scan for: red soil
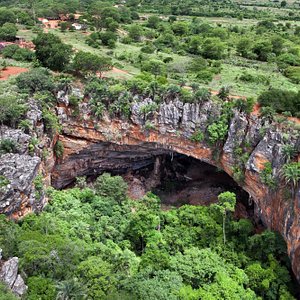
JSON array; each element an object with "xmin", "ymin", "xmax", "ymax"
[
  {"xmin": 102, "ymin": 67, "xmax": 129, "ymax": 79},
  {"xmin": 0, "ymin": 66, "xmax": 28, "ymax": 81}
]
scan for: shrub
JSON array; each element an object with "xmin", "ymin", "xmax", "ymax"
[
  {"xmin": 284, "ymin": 66, "xmax": 300, "ymax": 84},
  {"xmin": 260, "ymin": 162, "xmax": 276, "ymax": 188},
  {"xmin": 258, "ymin": 88, "xmax": 299, "ymax": 117},
  {"xmin": 54, "ymin": 140, "xmax": 64, "ymax": 158},
  {"xmin": 190, "ymin": 130, "xmax": 204, "ymax": 142},
  {"xmin": 16, "ymin": 68, "xmax": 55, "ymax": 94},
  {"xmin": 42, "ymin": 110, "xmax": 61, "ymax": 137},
  {"xmin": 207, "ymin": 120, "xmax": 228, "ymax": 145},
  {"xmin": 33, "ymin": 174, "xmax": 44, "ymax": 200},
  {"xmin": 0, "ymin": 139, "xmax": 18, "ymax": 154},
  {"xmin": 195, "ymin": 69, "xmax": 214, "ymax": 83},
  {"xmin": 2, "ymin": 45, "xmax": 34, "ymax": 61},
  {"xmin": 1, "ymin": 44, "xmax": 18, "ymax": 57}
]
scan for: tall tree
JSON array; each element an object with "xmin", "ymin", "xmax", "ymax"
[
  {"xmin": 216, "ymin": 192, "xmax": 236, "ymax": 244},
  {"xmin": 33, "ymin": 33, "xmax": 72, "ymax": 71}
]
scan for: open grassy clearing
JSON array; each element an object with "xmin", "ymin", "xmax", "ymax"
[{"xmin": 208, "ymin": 63, "xmax": 299, "ymax": 97}]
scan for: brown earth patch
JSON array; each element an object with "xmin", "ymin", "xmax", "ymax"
[{"xmin": 0, "ymin": 66, "xmax": 28, "ymax": 81}]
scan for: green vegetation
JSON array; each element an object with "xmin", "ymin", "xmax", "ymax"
[
  {"xmin": 0, "ymin": 174, "xmax": 297, "ymax": 299},
  {"xmin": 0, "ymin": 1, "xmax": 299, "ymax": 299},
  {"xmin": 260, "ymin": 162, "xmax": 276, "ymax": 188}
]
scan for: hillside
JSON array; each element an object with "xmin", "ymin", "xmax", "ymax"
[{"xmin": 0, "ymin": 1, "xmax": 299, "ymax": 299}]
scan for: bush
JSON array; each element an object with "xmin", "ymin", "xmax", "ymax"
[
  {"xmin": 42, "ymin": 110, "xmax": 61, "ymax": 137},
  {"xmin": 238, "ymin": 72, "xmax": 270, "ymax": 85},
  {"xmin": 258, "ymin": 88, "xmax": 299, "ymax": 117},
  {"xmin": 141, "ymin": 44, "xmax": 155, "ymax": 54},
  {"xmin": 54, "ymin": 140, "xmax": 64, "ymax": 158},
  {"xmin": 0, "ymin": 139, "xmax": 18, "ymax": 154},
  {"xmin": 16, "ymin": 68, "xmax": 55, "ymax": 94},
  {"xmin": 190, "ymin": 130, "xmax": 204, "ymax": 142},
  {"xmin": 12, "ymin": 47, "xmax": 34, "ymax": 61},
  {"xmin": 260, "ymin": 162, "xmax": 276, "ymax": 188},
  {"xmin": 0, "ymin": 23, "xmax": 17, "ymax": 41},
  {"xmin": 284, "ymin": 66, "xmax": 300, "ymax": 84},
  {"xmin": 2, "ymin": 45, "xmax": 34, "ymax": 61}
]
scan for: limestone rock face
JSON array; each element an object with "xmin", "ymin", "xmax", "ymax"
[
  {"xmin": 57, "ymin": 89, "xmax": 69, "ymax": 106},
  {"xmin": 0, "ymin": 153, "xmax": 41, "ymax": 216},
  {"xmin": 0, "ymin": 126, "xmax": 31, "ymax": 154},
  {"xmin": 0, "ymin": 251, "xmax": 27, "ymax": 297},
  {"xmin": 52, "ymin": 98, "xmax": 300, "ymax": 282},
  {"xmin": 1, "ymin": 89, "xmax": 300, "ymax": 283}
]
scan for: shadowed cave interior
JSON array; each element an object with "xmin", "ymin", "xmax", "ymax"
[{"xmin": 68, "ymin": 150, "xmax": 258, "ymax": 222}]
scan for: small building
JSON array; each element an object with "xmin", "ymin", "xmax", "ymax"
[{"xmin": 71, "ymin": 23, "xmax": 88, "ymax": 30}]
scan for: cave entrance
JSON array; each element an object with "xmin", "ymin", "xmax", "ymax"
[
  {"xmin": 54, "ymin": 142, "xmax": 256, "ymax": 220},
  {"xmin": 123, "ymin": 153, "xmax": 255, "ymax": 220}
]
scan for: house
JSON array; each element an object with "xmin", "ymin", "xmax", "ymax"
[{"xmin": 71, "ymin": 23, "xmax": 88, "ymax": 30}]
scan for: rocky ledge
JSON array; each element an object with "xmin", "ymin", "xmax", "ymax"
[
  {"xmin": 0, "ymin": 92, "xmax": 300, "ymax": 281},
  {"xmin": 0, "ymin": 249, "xmax": 27, "ymax": 297},
  {"xmin": 53, "ymin": 97, "xmax": 300, "ymax": 281}
]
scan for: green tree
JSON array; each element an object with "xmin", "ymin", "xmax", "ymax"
[
  {"xmin": 60, "ymin": 21, "xmax": 68, "ymax": 32},
  {"xmin": 147, "ymin": 15, "xmax": 161, "ymax": 29},
  {"xmin": 258, "ymin": 88, "xmax": 299, "ymax": 116},
  {"xmin": 128, "ymin": 24, "xmax": 143, "ymax": 42},
  {"xmin": 0, "ymin": 23, "xmax": 17, "ymax": 41},
  {"xmin": 282, "ymin": 145, "xmax": 296, "ymax": 163},
  {"xmin": 202, "ymin": 38, "xmax": 226, "ymax": 59},
  {"xmin": 0, "ymin": 94, "xmax": 26, "ymax": 127},
  {"xmin": 236, "ymin": 38, "xmax": 253, "ymax": 58},
  {"xmin": 33, "ymin": 33, "xmax": 72, "ymax": 71},
  {"xmin": 280, "ymin": 0, "xmax": 287, "ymax": 7},
  {"xmin": 56, "ymin": 278, "xmax": 87, "ymax": 300},
  {"xmin": 77, "ymin": 257, "xmax": 116, "ymax": 299},
  {"xmin": 72, "ymin": 51, "xmax": 112, "ymax": 77},
  {"xmin": 281, "ymin": 162, "xmax": 300, "ymax": 194},
  {"xmin": 94, "ymin": 173, "xmax": 128, "ymax": 204},
  {"xmin": 0, "ymin": 282, "xmax": 17, "ymax": 300},
  {"xmin": 171, "ymin": 21, "xmax": 188, "ymax": 35},
  {"xmin": 142, "ymin": 59, "xmax": 166, "ymax": 77},
  {"xmin": 27, "ymin": 276, "xmax": 56, "ymax": 300},
  {"xmin": 16, "ymin": 68, "xmax": 54, "ymax": 94},
  {"xmin": 253, "ymin": 40, "xmax": 273, "ymax": 61},
  {"xmin": 216, "ymin": 192, "xmax": 236, "ymax": 244},
  {"xmin": 0, "ymin": 8, "xmax": 16, "ymax": 26}
]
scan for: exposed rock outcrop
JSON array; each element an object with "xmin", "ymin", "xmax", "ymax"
[
  {"xmin": 0, "ymin": 90, "xmax": 299, "ymax": 282},
  {"xmin": 51, "ymin": 97, "xmax": 300, "ymax": 281},
  {"xmin": 0, "ymin": 250, "xmax": 27, "ymax": 297},
  {"xmin": 0, "ymin": 153, "xmax": 41, "ymax": 217}
]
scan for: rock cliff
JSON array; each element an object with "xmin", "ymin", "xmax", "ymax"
[
  {"xmin": 53, "ymin": 97, "xmax": 300, "ymax": 281},
  {"xmin": 0, "ymin": 249, "xmax": 27, "ymax": 297},
  {"xmin": 0, "ymin": 91, "xmax": 299, "ymax": 281}
]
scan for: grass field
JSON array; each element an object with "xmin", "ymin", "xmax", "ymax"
[{"xmin": 17, "ymin": 17, "xmax": 300, "ymax": 99}]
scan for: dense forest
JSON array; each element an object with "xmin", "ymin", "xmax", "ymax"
[
  {"xmin": 0, "ymin": 174, "xmax": 297, "ymax": 299},
  {"xmin": 0, "ymin": 0, "xmax": 299, "ymax": 299}
]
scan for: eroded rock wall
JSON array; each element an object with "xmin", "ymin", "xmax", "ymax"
[
  {"xmin": 53, "ymin": 97, "xmax": 300, "ymax": 280},
  {"xmin": 0, "ymin": 90, "xmax": 299, "ymax": 281}
]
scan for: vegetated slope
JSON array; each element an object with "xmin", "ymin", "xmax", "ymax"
[
  {"xmin": 0, "ymin": 0, "xmax": 299, "ymax": 299},
  {"xmin": 0, "ymin": 174, "xmax": 297, "ymax": 299}
]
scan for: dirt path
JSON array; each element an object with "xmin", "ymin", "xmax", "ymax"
[
  {"xmin": 102, "ymin": 67, "xmax": 130, "ymax": 79},
  {"xmin": 0, "ymin": 66, "xmax": 28, "ymax": 81},
  {"xmin": 210, "ymin": 89, "xmax": 246, "ymax": 100}
]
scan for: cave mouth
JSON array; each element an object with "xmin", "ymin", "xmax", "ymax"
[
  {"xmin": 124, "ymin": 153, "xmax": 255, "ymax": 220},
  {"xmin": 80, "ymin": 151, "xmax": 256, "ymax": 221}
]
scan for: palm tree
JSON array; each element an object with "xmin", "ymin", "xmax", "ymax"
[
  {"xmin": 281, "ymin": 162, "xmax": 300, "ymax": 198},
  {"xmin": 217, "ymin": 192, "xmax": 236, "ymax": 244},
  {"xmin": 282, "ymin": 144, "xmax": 296, "ymax": 163},
  {"xmin": 56, "ymin": 278, "xmax": 87, "ymax": 300}
]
